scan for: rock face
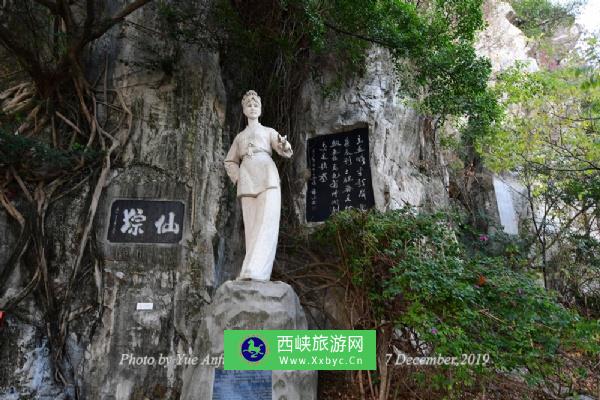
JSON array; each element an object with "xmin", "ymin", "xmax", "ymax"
[
  {"xmin": 180, "ymin": 280, "xmax": 317, "ymax": 400},
  {"xmin": 475, "ymin": 0, "xmax": 538, "ymax": 234},
  {"xmin": 0, "ymin": 0, "xmax": 539, "ymax": 398},
  {"xmin": 291, "ymin": 47, "xmax": 449, "ymax": 221},
  {"xmin": 476, "ymin": 0, "xmax": 538, "ymax": 75},
  {"xmin": 0, "ymin": 1, "xmax": 237, "ymax": 398},
  {"xmin": 492, "ymin": 174, "xmax": 529, "ymax": 235},
  {"xmin": 79, "ymin": 5, "xmax": 233, "ymax": 399},
  {"xmin": 0, "ymin": 14, "xmax": 451, "ymax": 400}
]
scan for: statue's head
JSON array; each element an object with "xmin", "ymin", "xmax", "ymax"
[{"xmin": 242, "ymin": 90, "xmax": 261, "ymax": 120}]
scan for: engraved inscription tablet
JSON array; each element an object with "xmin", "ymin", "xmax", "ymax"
[
  {"xmin": 306, "ymin": 128, "xmax": 375, "ymax": 222},
  {"xmin": 107, "ymin": 199, "xmax": 184, "ymax": 243},
  {"xmin": 212, "ymin": 370, "xmax": 271, "ymax": 400}
]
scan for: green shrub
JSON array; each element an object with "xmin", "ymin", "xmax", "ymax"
[{"xmin": 315, "ymin": 208, "xmax": 600, "ymax": 391}]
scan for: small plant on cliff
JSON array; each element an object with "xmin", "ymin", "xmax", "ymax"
[{"xmin": 508, "ymin": 0, "xmax": 580, "ymax": 38}]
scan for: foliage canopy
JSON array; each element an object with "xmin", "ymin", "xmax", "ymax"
[
  {"xmin": 210, "ymin": 0, "xmax": 500, "ymax": 141},
  {"xmin": 478, "ymin": 59, "xmax": 600, "ymax": 311}
]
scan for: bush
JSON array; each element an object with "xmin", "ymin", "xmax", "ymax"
[{"xmin": 315, "ymin": 208, "xmax": 600, "ymax": 394}]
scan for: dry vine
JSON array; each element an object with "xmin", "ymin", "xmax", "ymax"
[{"xmin": 273, "ymin": 228, "xmax": 398, "ymax": 400}]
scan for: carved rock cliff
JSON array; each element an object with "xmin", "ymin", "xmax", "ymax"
[{"xmin": 0, "ymin": 1, "xmax": 538, "ymax": 398}]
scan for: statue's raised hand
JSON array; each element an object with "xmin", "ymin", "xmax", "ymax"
[{"xmin": 278, "ymin": 134, "xmax": 291, "ymax": 152}]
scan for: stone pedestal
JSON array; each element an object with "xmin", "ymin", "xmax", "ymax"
[{"xmin": 181, "ymin": 280, "xmax": 317, "ymax": 400}]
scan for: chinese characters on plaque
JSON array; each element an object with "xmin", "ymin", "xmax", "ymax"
[
  {"xmin": 306, "ymin": 128, "xmax": 375, "ymax": 222},
  {"xmin": 107, "ymin": 199, "xmax": 185, "ymax": 243}
]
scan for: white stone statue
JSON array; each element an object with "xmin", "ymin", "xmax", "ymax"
[{"xmin": 224, "ymin": 90, "xmax": 293, "ymax": 281}]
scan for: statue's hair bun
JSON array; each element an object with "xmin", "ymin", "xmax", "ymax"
[{"xmin": 242, "ymin": 90, "xmax": 261, "ymax": 107}]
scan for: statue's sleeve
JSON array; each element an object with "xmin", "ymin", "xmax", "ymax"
[
  {"xmin": 224, "ymin": 136, "xmax": 240, "ymax": 184},
  {"xmin": 270, "ymin": 129, "xmax": 293, "ymax": 158}
]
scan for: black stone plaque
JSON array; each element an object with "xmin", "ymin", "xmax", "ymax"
[
  {"xmin": 306, "ymin": 128, "xmax": 375, "ymax": 222},
  {"xmin": 106, "ymin": 199, "xmax": 184, "ymax": 243},
  {"xmin": 212, "ymin": 370, "xmax": 271, "ymax": 400}
]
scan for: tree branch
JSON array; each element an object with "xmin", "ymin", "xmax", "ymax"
[
  {"xmin": 32, "ymin": 0, "xmax": 59, "ymax": 15},
  {"xmin": 323, "ymin": 21, "xmax": 394, "ymax": 49},
  {"xmin": 88, "ymin": 0, "xmax": 152, "ymax": 43},
  {"xmin": 0, "ymin": 25, "xmax": 40, "ymax": 73},
  {"xmin": 82, "ymin": 0, "xmax": 96, "ymax": 41},
  {"xmin": 55, "ymin": 0, "xmax": 74, "ymax": 33}
]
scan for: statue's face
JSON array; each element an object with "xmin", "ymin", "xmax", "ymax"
[{"xmin": 243, "ymin": 99, "xmax": 261, "ymax": 120}]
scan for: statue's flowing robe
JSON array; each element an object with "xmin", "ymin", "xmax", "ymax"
[{"xmin": 224, "ymin": 125, "xmax": 293, "ymax": 280}]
